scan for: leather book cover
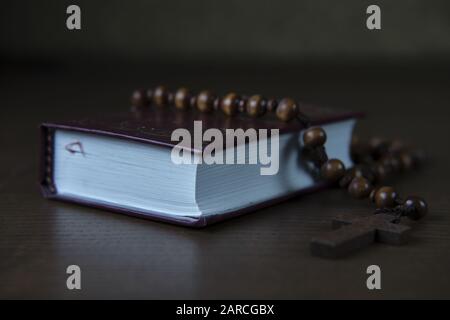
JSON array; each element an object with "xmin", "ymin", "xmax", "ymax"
[{"xmin": 39, "ymin": 104, "xmax": 363, "ymax": 227}]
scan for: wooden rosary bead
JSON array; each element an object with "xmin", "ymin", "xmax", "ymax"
[
  {"xmin": 276, "ymin": 98, "xmax": 298, "ymax": 122},
  {"xmin": 221, "ymin": 93, "xmax": 240, "ymax": 116},
  {"xmin": 153, "ymin": 85, "xmax": 169, "ymax": 107},
  {"xmin": 404, "ymin": 196, "xmax": 428, "ymax": 220},
  {"xmin": 303, "ymin": 127, "xmax": 327, "ymax": 148},
  {"xmin": 320, "ymin": 159, "xmax": 346, "ymax": 182},
  {"xmin": 174, "ymin": 87, "xmax": 191, "ymax": 110},
  {"xmin": 348, "ymin": 177, "xmax": 372, "ymax": 199},
  {"xmin": 246, "ymin": 95, "xmax": 266, "ymax": 117},
  {"xmin": 266, "ymin": 99, "xmax": 278, "ymax": 112},
  {"xmin": 197, "ymin": 90, "xmax": 216, "ymax": 112},
  {"xmin": 130, "ymin": 89, "xmax": 149, "ymax": 107},
  {"xmin": 372, "ymin": 186, "xmax": 398, "ymax": 208}
]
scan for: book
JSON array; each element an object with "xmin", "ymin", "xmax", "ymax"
[{"xmin": 40, "ymin": 104, "xmax": 362, "ymax": 227}]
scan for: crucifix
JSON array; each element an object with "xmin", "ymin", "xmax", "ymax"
[{"xmin": 310, "ymin": 213, "xmax": 411, "ymax": 258}]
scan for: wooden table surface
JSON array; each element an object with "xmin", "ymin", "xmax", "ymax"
[{"xmin": 1, "ymin": 63, "xmax": 450, "ymax": 299}]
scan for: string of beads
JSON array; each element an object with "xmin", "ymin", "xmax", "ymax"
[{"xmin": 130, "ymin": 85, "xmax": 428, "ymax": 222}]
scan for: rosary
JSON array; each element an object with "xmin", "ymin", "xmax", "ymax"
[{"xmin": 130, "ymin": 85, "xmax": 428, "ymax": 258}]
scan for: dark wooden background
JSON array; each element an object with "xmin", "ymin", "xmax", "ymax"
[{"xmin": 1, "ymin": 63, "xmax": 450, "ymax": 299}]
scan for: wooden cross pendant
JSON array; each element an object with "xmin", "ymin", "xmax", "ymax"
[{"xmin": 310, "ymin": 213, "xmax": 411, "ymax": 258}]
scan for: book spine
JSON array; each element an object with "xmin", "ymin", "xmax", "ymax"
[{"xmin": 39, "ymin": 124, "xmax": 57, "ymax": 198}]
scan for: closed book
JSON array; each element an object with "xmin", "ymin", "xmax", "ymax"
[{"xmin": 40, "ymin": 104, "xmax": 362, "ymax": 227}]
